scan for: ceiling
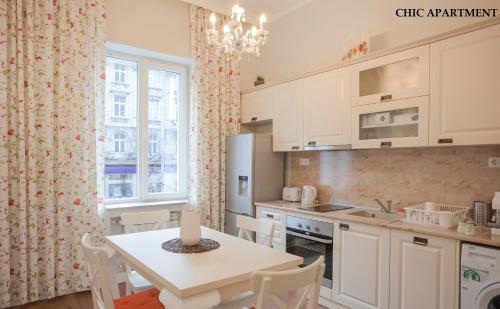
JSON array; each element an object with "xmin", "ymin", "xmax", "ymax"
[{"xmin": 182, "ymin": 0, "xmax": 313, "ymax": 24}]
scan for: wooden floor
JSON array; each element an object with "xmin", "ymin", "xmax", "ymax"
[
  {"xmin": 9, "ymin": 291, "xmax": 93, "ymax": 309},
  {"xmin": 8, "ymin": 285, "xmax": 328, "ymax": 308}
]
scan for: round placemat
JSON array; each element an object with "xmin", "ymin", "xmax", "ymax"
[{"xmin": 161, "ymin": 238, "xmax": 220, "ymax": 254}]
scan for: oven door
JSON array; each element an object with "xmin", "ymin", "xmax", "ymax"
[{"xmin": 286, "ymin": 228, "xmax": 333, "ymax": 288}]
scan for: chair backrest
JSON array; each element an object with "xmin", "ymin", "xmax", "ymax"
[
  {"xmin": 236, "ymin": 215, "xmax": 275, "ymax": 247},
  {"xmin": 81, "ymin": 233, "xmax": 116, "ymax": 309},
  {"xmin": 251, "ymin": 255, "xmax": 325, "ymax": 309},
  {"xmin": 120, "ymin": 210, "xmax": 171, "ymax": 233}
]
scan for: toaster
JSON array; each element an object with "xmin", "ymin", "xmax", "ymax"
[{"xmin": 283, "ymin": 187, "xmax": 302, "ymax": 202}]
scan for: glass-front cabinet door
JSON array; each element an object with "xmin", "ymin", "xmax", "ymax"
[
  {"xmin": 352, "ymin": 96, "xmax": 429, "ymax": 149},
  {"xmin": 352, "ymin": 45, "xmax": 429, "ymax": 106}
]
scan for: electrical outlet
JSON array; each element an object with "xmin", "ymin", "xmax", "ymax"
[
  {"xmin": 299, "ymin": 158, "xmax": 310, "ymax": 166},
  {"xmin": 489, "ymin": 157, "xmax": 500, "ymax": 168}
]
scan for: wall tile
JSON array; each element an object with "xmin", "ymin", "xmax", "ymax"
[{"xmin": 289, "ymin": 146, "xmax": 500, "ymax": 209}]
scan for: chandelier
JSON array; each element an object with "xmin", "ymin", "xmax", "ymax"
[{"xmin": 206, "ymin": 4, "xmax": 269, "ymax": 59}]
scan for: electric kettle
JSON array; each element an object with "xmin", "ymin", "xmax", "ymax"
[{"xmin": 301, "ymin": 185, "xmax": 317, "ymax": 205}]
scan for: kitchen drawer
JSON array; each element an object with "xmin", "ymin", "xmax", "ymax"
[{"xmin": 256, "ymin": 206, "xmax": 286, "ymax": 226}]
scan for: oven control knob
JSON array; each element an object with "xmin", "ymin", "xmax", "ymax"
[
  {"xmin": 305, "ymin": 225, "xmax": 311, "ymax": 230},
  {"xmin": 297, "ymin": 223, "xmax": 303, "ymax": 228},
  {"xmin": 314, "ymin": 227, "xmax": 320, "ymax": 232}
]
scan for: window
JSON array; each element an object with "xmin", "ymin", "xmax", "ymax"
[
  {"xmin": 114, "ymin": 95, "xmax": 126, "ymax": 117},
  {"xmin": 104, "ymin": 52, "xmax": 188, "ymax": 203},
  {"xmin": 149, "ymin": 132, "xmax": 159, "ymax": 154},
  {"xmin": 149, "ymin": 98, "xmax": 160, "ymax": 120},
  {"xmin": 114, "ymin": 63, "xmax": 126, "ymax": 82},
  {"xmin": 114, "ymin": 131, "xmax": 126, "ymax": 153}
]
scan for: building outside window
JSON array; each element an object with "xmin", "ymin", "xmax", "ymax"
[
  {"xmin": 104, "ymin": 52, "xmax": 188, "ymax": 203},
  {"xmin": 114, "ymin": 95, "xmax": 126, "ymax": 117}
]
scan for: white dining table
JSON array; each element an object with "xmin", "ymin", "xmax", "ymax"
[{"xmin": 105, "ymin": 226, "xmax": 303, "ymax": 309}]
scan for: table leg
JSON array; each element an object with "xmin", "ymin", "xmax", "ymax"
[{"xmin": 159, "ymin": 288, "xmax": 221, "ymax": 309}]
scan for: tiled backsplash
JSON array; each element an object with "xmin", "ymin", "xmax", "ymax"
[{"xmin": 288, "ymin": 146, "xmax": 500, "ymax": 209}]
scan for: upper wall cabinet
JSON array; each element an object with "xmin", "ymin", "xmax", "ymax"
[
  {"xmin": 303, "ymin": 67, "xmax": 351, "ymax": 148},
  {"xmin": 241, "ymin": 88, "xmax": 273, "ymax": 124},
  {"xmin": 272, "ymin": 80, "xmax": 304, "ymax": 151},
  {"xmin": 429, "ymin": 24, "xmax": 500, "ymax": 146},
  {"xmin": 352, "ymin": 45, "xmax": 429, "ymax": 106},
  {"xmin": 352, "ymin": 96, "xmax": 429, "ymax": 149}
]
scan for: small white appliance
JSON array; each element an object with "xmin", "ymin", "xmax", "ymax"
[
  {"xmin": 461, "ymin": 243, "xmax": 500, "ymax": 308},
  {"xmin": 301, "ymin": 185, "xmax": 317, "ymax": 205},
  {"xmin": 282, "ymin": 187, "xmax": 301, "ymax": 202}
]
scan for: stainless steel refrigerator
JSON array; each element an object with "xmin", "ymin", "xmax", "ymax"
[{"xmin": 224, "ymin": 133, "xmax": 284, "ymax": 236}]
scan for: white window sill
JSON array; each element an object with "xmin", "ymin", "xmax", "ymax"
[{"xmin": 104, "ymin": 200, "xmax": 188, "ymax": 217}]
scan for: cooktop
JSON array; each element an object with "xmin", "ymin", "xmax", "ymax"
[{"xmin": 298, "ymin": 204, "xmax": 353, "ymax": 213}]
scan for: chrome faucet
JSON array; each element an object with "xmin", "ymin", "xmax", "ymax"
[{"xmin": 374, "ymin": 199, "xmax": 392, "ymax": 213}]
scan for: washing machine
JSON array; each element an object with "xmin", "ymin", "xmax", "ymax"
[{"xmin": 461, "ymin": 243, "xmax": 500, "ymax": 309}]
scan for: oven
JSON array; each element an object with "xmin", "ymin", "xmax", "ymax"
[{"xmin": 286, "ymin": 215, "xmax": 333, "ymax": 288}]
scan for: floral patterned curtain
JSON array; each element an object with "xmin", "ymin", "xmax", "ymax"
[
  {"xmin": 0, "ymin": 1, "xmax": 105, "ymax": 307},
  {"xmin": 189, "ymin": 5, "xmax": 240, "ymax": 231}
]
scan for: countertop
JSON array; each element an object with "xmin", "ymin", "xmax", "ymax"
[{"xmin": 255, "ymin": 201, "xmax": 500, "ymax": 248}]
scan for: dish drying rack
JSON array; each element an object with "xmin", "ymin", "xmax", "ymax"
[{"xmin": 403, "ymin": 203, "xmax": 470, "ymax": 228}]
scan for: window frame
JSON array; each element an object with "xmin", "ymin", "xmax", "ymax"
[{"xmin": 105, "ymin": 50, "xmax": 189, "ymax": 204}]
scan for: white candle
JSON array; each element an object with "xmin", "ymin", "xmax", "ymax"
[
  {"xmin": 259, "ymin": 14, "xmax": 266, "ymax": 30},
  {"xmin": 209, "ymin": 13, "xmax": 216, "ymax": 30},
  {"xmin": 251, "ymin": 26, "xmax": 257, "ymax": 37}
]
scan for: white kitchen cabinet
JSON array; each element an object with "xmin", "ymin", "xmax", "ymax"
[
  {"xmin": 389, "ymin": 230, "xmax": 458, "ymax": 309},
  {"xmin": 333, "ymin": 220, "xmax": 390, "ymax": 309},
  {"xmin": 429, "ymin": 24, "xmax": 500, "ymax": 146},
  {"xmin": 352, "ymin": 45, "xmax": 429, "ymax": 106},
  {"xmin": 272, "ymin": 80, "xmax": 304, "ymax": 151},
  {"xmin": 240, "ymin": 88, "xmax": 273, "ymax": 124},
  {"xmin": 352, "ymin": 96, "xmax": 429, "ymax": 149},
  {"xmin": 303, "ymin": 67, "xmax": 351, "ymax": 148},
  {"xmin": 256, "ymin": 206, "xmax": 286, "ymax": 251}
]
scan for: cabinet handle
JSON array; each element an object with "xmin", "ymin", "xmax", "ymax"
[
  {"xmin": 380, "ymin": 141, "xmax": 392, "ymax": 148},
  {"xmin": 380, "ymin": 94, "xmax": 392, "ymax": 102},
  {"xmin": 413, "ymin": 236, "xmax": 428, "ymax": 246},
  {"xmin": 251, "ymin": 116, "xmax": 258, "ymax": 122},
  {"xmin": 308, "ymin": 141, "xmax": 316, "ymax": 146},
  {"xmin": 266, "ymin": 214, "xmax": 274, "ymax": 219},
  {"xmin": 438, "ymin": 138, "xmax": 453, "ymax": 144},
  {"xmin": 291, "ymin": 145, "xmax": 299, "ymax": 150},
  {"xmin": 339, "ymin": 223, "xmax": 349, "ymax": 231}
]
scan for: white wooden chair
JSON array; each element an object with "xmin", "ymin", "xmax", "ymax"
[
  {"xmin": 216, "ymin": 256, "xmax": 325, "ymax": 309},
  {"xmin": 81, "ymin": 233, "xmax": 118, "ymax": 309},
  {"xmin": 236, "ymin": 215, "xmax": 275, "ymax": 247},
  {"xmin": 81, "ymin": 233, "xmax": 164, "ymax": 309},
  {"xmin": 251, "ymin": 255, "xmax": 325, "ymax": 309},
  {"xmin": 120, "ymin": 210, "xmax": 171, "ymax": 294}
]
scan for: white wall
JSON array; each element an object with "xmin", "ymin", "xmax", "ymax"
[
  {"xmin": 240, "ymin": 0, "xmax": 500, "ymax": 90},
  {"xmin": 106, "ymin": 0, "xmax": 191, "ymax": 57}
]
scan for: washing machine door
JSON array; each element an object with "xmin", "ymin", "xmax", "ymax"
[{"xmin": 476, "ymin": 283, "xmax": 500, "ymax": 309}]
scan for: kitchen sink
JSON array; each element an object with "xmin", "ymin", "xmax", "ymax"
[{"xmin": 347, "ymin": 210, "xmax": 404, "ymax": 221}]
